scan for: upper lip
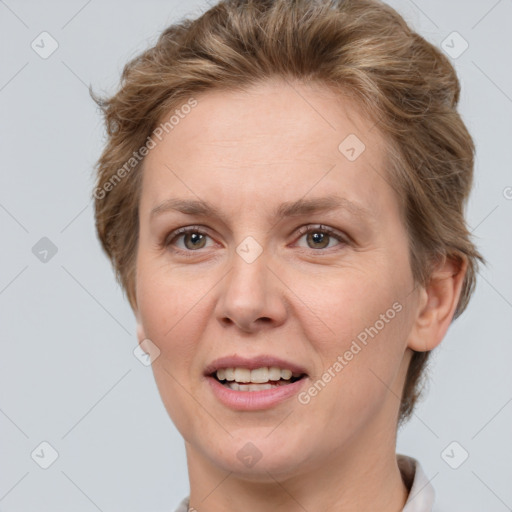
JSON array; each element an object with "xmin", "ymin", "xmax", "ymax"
[{"xmin": 204, "ymin": 355, "xmax": 308, "ymax": 376}]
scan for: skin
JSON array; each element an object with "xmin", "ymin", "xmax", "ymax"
[{"xmin": 134, "ymin": 77, "xmax": 466, "ymax": 512}]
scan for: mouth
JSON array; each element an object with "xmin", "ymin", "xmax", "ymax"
[
  {"xmin": 210, "ymin": 366, "xmax": 307, "ymax": 392},
  {"xmin": 204, "ymin": 356, "xmax": 309, "ymax": 409}
]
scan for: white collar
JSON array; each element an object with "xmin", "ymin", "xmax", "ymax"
[{"xmin": 398, "ymin": 453, "xmax": 436, "ymax": 511}]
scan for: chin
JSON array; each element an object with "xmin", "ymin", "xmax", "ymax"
[{"xmin": 201, "ymin": 430, "xmax": 314, "ymax": 480}]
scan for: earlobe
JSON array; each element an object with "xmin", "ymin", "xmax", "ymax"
[
  {"xmin": 136, "ymin": 323, "xmax": 146, "ymax": 343},
  {"xmin": 134, "ymin": 310, "xmax": 147, "ymax": 343},
  {"xmin": 407, "ymin": 255, "xmax": 467, "ymax": 352}
]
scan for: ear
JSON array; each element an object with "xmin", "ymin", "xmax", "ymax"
[
  {"xmin": 134, "ymin": 309, "xmax": 147, "ymax": 344},
  {"xmin": 407, "ymin": 254, "xmax": 467, "ymax": 352}
]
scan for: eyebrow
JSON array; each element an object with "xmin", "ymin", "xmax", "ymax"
[{"xmin": 150, "ymin": 195, "xmax": 373, "ymax": 223}]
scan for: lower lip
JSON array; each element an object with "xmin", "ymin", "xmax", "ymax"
[{"xmin": 206, "ymin": 375, "xmax": 307, "ymax": 411}]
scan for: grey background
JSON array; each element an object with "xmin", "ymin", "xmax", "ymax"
[{"xmin": 1, "ymin": 0, "xmax": 511, "ymax": 511}]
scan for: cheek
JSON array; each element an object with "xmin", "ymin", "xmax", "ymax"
[
  {"xmin": 136, "ymin": 263, "xmax": 210, "ymax": 437},
  {"xmin": 135, "ymin": 258, "xmax": 203, "ymax": 373},
  {"xmin": 292, "ymin": 263, "xmax": 407, "ymax": 347},
  {"xmin": 136, "ymin": 247, "xmax": 201, "ymax": 332},
  {"xmin": 295, "ymin": 267, "xmax": 411, "ymax": 406}
]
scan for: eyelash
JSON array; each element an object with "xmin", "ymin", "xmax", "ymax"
[{"xmin": 163, "ymin": 224, "xmax": 348, "ymax": 257}]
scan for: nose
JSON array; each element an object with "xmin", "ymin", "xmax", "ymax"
[{"xmin": 214, "ymin": 248, "xmax": 288, "ymax": 334}]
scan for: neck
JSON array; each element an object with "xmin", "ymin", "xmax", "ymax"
[{"xmin": 185, "ymin": 417, "xmax": 409, "ymax": 512}]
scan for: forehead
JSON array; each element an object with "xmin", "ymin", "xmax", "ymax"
[{"xmin": 140, "ymin": 79, "xmax": 395, "ymax": 221}]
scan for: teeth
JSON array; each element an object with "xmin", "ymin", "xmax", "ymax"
[
  {"xmin": 268, "ymin": 366, "xmax": 281, "ymax": 381},
  {"xmin": 215, "ymin": 366, "xmax": 300, "ymax": 384},
  {"xmin": 225, "ymin": 382, "xmax": 274, "ymax": 391},
  {"xmin": 234, "ymin": 368, "xmax": 251, "ymax": 383},
  {"xmin": 250, "ymin": 367, "xmax": 269, "ymax": 383},
  {"xmin": 280, "ymin": 369, "xmax": 292, "ymax": 380}
]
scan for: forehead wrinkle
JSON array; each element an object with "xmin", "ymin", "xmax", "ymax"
[{"xmin": 150, "ymin": 194, "xmax": 375, "ymax": 226}]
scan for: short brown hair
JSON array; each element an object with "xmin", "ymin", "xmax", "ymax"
[{"xmin": 92, "ymin": 0, "xmax": 484, "ymax": 426}]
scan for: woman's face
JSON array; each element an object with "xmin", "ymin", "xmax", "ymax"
[{"xmin": 135, "ymin": 79, "xmax": 421, "ymax": 479}]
